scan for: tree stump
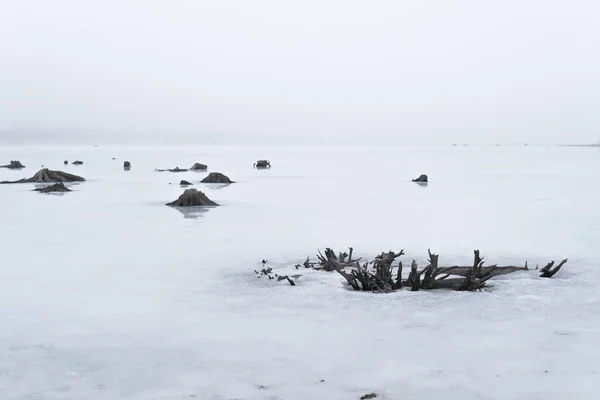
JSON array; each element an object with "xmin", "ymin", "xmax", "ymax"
[
  {"xmin": 155, "ymin": 167, "xmax": 188, "ymax": 172},
  {"xmin": 0, "ymin": 168, "xmax": 85, "ymax": 184},
  {"xmin": 0, "ymin": 160, "xmax": 25, "ymax": 169},
  {"xmin": 305, "ymin": 247, "xmax": 566, "ymax": 293},
  {"xmin": 540, "ymin": 259, "xmax": 568, "ymax": 278},
  {"xmin": 190, "ymin": 163, "xmax": 208, "ymax": 171},
  {"xmin": 34, "ymin": 182, "xmax": 72, "ymax": 193},
  {"xmin": 253, "ymin": 160, "xmax": 271, "ymax": 169},
  {"xmin": 166, "ymin": 189, "xmax": 218, "ymax": 207},
  {"xmin": 412, "ymin": 174, "xmax": 428, "ymax": 183},
  {"xmin": 201, "ymin": 172, "xmax": 234, "ymax": 183}
]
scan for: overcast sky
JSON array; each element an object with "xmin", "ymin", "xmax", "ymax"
[{"xmin": 1, "ymin": 0, "xmax": 599, "ymax": 145}]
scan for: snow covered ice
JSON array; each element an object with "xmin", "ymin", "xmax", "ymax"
[{"xmin": 0, "ymin": 144, "xmax": 599, "ymax": 399}]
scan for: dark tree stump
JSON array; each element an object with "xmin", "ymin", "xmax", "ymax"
[
  {"xmin": 155, "ymin": 167, "xmax": 188, "ymax": 172},
  {"xmin": 190, "ymin": 163, "xmax": 208, "ymax": 171},
  {"xmin": 201, "ymin": 172, "xmax": 234, "ymax": 183},
  {"xmin": 305, "ymin": 247, "xmax": 567, "ymax": 293},
  {"xmin": 540, "ymin": 259, "xmax": 568, "ymax": 278},
  {"xmin": 253, "ymin": 160, "xmax": 271, "ymax": 169},
  {"xmin": 0, "ymin": 168, "xmax": 85, "ymax": 184},
  {"xmin": 166, "ymin": 188, "xmax": 218, "ymax": 207},
  {"xmin": 412, "ymin": 174, "xmax": 428, "ymax": 182},
  {"xmin": 34, "ymin": 182, "xmax": 71, "ymax": 193},
  {"xmin": 0, "ymin": 161, "xmax": 25, "ymax": 169}
]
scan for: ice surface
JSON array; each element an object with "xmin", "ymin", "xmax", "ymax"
[{"xmin": 0, "ymin": 145, "xmax": 599, "ymax": 399}]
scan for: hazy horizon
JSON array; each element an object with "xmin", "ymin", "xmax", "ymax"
[{"xmin": 2, "ymin": 1, "xmax": 600, "ymax": 146}]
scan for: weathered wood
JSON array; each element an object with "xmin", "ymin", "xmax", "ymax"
[
  {"xmin": 0, "ymin": 160, "xmax": 25, "ymax": 169},
  {"xmin": 407, "ymin": 260, "xmax": 420, "ymax": 291},
  {"xmin": 34, "ymin": 182, "xmax": 71, "ymax": 193},
  {"xmin": 1, "ymin": 168, "xmax": 85, "ymax": 184},
  {"xmin": 253, "ymin": 160, "xmax": 271, "ymax": 169},
  {"xmin": 190, "ymin": 163, "xmax": 207, "ymax": 171},
  {"xmin": 155, "ymin": 167, "xmax": 188, "ymax": 172},
  {"xmin": 540, "ymin": 259, "xmax": 568, "ymax": 278},
  {"xmin": 305, "ymin": 247, "xmax": 568, "ymax": 293},
  {"xmin": 435, "ymin": 265, "xmax": 528, "ymax": 279},
  {"xmin": 166, "ymin": 189, "xmax": 218, "ymax": 207},
  {"xmin": 201, "ymin": 172, "xmax": 234, "ymax": 183}
]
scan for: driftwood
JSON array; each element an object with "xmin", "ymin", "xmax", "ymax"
[
  {"xmin": 155, "ymin": 167, "xmax": 188, "ymax": 172},
  {"xmin": 0, "ymin": 161, "xmax": 25, "ymax": 169},
  {"xmin": 540, "ymin": 259, "xmax": 568, "ymax": 278},
  {"xmin": 201, "ymin": 172, "xmax": 234, "ymax": 183},
  {"xmin": 190, "ymin": 163, "xmax": 207, "ymax": 171},
  {"xmin": 34, "ymin": 182, "xmax": 71, "ymax": 193},
  {"xmin": 72, "ymin": 161, "xmax": 83, "ymax": 165},
  {"xmin": 254, "ymin": 267, "xmax": 296, "ymax": 286},
  {"xmin": 307, "ymin": 248, "xmax": 566, "ymax": 292},
  {"xmin": 166, "ymin": 188, "xmax": 218, "ymax": 207},
  {"xmin": 314, "ymin": 247, "xmax": 362, "ymax": 271},
  {"xmin": 253, "ymin": 160, "xmax": 271, "ymax": 169},
  {"xmin": 1, "ymin": 168, "xmax": 85, "ymax": 184},
  {"xmin": 412, "ymin": 174, "xmax": 428, "ymax": 183}
]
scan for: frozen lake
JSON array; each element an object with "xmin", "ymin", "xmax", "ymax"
[{"xmin": 1, "ymin": 145, "xmax": 599, "ymax": 399}]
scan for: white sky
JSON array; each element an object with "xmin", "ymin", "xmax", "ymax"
[{"xmin": 1, "ymin": 0, "xmax": 599, "ymax": 145}]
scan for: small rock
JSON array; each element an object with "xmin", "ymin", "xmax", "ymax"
[
  {"xmin": 180, "ymin": 180, "xmax": 193, "ymax": 186},
  {"xmin": 360, "ymin": 394, "xmax": 377, "ymax": 400},
  {"xmin": 123, "ymin": 161, "xmax": 131, "ymax": 169},
  {"xmin": 72, "ymin": 161, "xmax": 83, "ymax": 165},
  {"xmin": 64, "ymin": 160, "xmax": 68, "ymax": 165}
]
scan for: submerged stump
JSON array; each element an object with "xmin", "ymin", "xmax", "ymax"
[
  {"xmin": 253, "ymin": 160, "xmax": 271, "ymax": 169},
  {"xmin": 155, "ymin": 167, "xmax": 188, "ymax": 172},
  {"xmin": 166, "ymin": 188, "xmax": 218, "ymax": 207},
  {"xmin": 34, "ymin": 182, "xmax": 72, "ymax": 193},
  {"xmin": 303, "ymin": 247, "xmax": 566, "ymax": 293},
  {"xmin": 190, "ymin": 163, "xmax": 208, "ymax": 171},
  {"xmin": 0, "ymin": 160, "xmax": 25, "ymax": 169},
  {"xmin": 201, "ymin": 172, "xmax": 234, "ymax": 184},
  {"xmin": 0, "ymin": 168, "xmax": 85, "ymax": 184},
  {"xmin": 412, "ymin": 174, "xmax": 428, "ymax": 183}
]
